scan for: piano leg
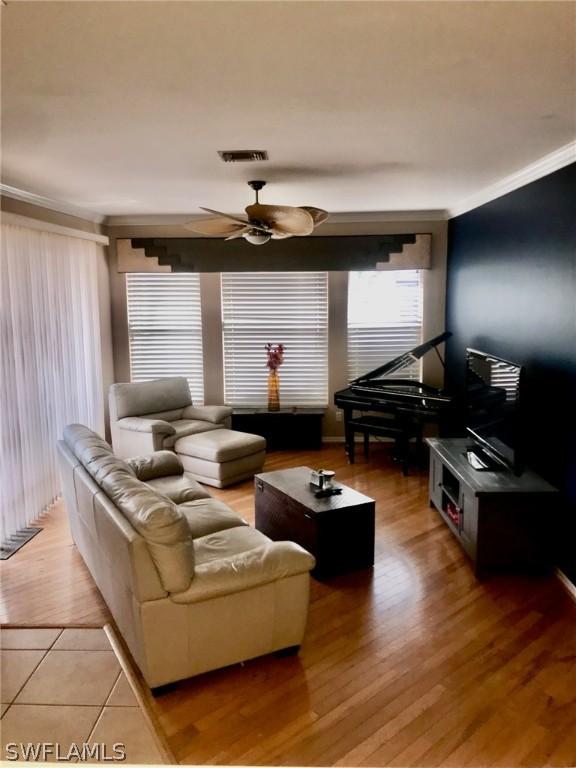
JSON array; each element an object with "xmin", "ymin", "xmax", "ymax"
[
  {"xmin": 402, "ymin": 436, "xmax": 409, "ymax": 476},
  {"xmin": 344, "ymin": 409, "xmax": 355, "ymax": 464},
  {"xmin": 416, "ymin": 424, "xmax": 424, "ymax": 467},
  {"xmin": 364, "ymin": 432, "xmax": 370, "ymax": 459}
]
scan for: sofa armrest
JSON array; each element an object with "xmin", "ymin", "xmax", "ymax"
[
  {"xmin": 169, "ymin": 541, "xmax": 315, "ymax": 604},
  {"xmin": 126, "ymin": 450, "xmax": 184, "ymax": 481},
  {"xmin": 117, "ymin": 417, "xmax": 176, "ymax": 436},
  {"xmin": 181, "ymin": 405, "xmax": 233, "ymax": 425}
]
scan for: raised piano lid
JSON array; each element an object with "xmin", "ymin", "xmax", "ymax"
[{"xmin": 350, "ymin": 331, "xmax": 452, "ymax": 384}]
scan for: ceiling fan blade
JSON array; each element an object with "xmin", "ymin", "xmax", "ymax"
[
  {"xmin": 245, "ymin": 204, "xmax": 314, "ymax": 236},
  {"xmin": 225, "ymin": 227, "xmax": 251, "ymax": 241},
  {"xmin": 271, "ymin": 230, "xmax": 293, "ymax": 240},
  {"xmin": 183, "ymin": 217, "xmax": 246, "ymax": 236},
  {"xmin": 299, "ymin": 206, "xmax": 329, "ymax": 226},
  {"xmin": 199, "ymin": 207, "xmax": 270, "ymax": 233}
]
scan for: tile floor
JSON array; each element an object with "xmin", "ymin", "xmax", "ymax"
[{"xmin": 1, "ymin": 627, "xmax": 165, "ymax": 763}]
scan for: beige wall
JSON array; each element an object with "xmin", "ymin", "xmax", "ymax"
[
  {"xmin": 1, "ymin": 196, "xmax": 105, "ymax": 235},
  {"xmin": 106, "ymin": 219, "xmax": 448, "ymax": 437},
  {"xmin": 1, "ymin": 195, "xmax": 116, "ymax": 437}
]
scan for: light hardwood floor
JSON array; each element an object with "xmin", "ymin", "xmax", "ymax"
[
  {"xmin": 2, "ymin": 444, "xmax": 575, "ymax": 766},
  {"xmin": 0, "ymin": 507, "xmax": 109, "ymax": 626}
]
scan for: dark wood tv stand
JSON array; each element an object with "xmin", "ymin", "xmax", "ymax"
[{"xmin": 426, "ymin": 438, "xmax": 558, "ymax": 577}]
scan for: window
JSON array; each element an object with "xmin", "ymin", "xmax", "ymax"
[
  {"xmin": 126, "ymin": 273, "xmax": 204, "ymax": 403},
  {"xmin": 347, "ymin": 270, "xmax": 423, "ymax": 381},
  {"xmin": 221, "ymin": 272, "xmax": 328, "ymax": 407}
]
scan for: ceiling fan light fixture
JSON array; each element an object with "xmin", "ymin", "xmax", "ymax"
[
  {"xmin": 184, "ymin": 180, "xmax": 328, "ymax": 244},
  {"xmin": 243, "ymin": 230, "xmax": 271, "ymax": 246}
]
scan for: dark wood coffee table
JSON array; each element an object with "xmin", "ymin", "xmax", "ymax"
[{"xmin": 254, "ymin": 466, "xmax": 375, "ymax": 578}]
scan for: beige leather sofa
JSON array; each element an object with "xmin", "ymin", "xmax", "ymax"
[
  {"xmin": 109, "ymin": 377, "xmax": 232, "ymax": 458},
  {"xmin": 57, "ymin": 424, "xmax": 315, "ymax": 688}
]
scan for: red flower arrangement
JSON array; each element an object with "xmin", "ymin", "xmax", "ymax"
[{"xmin": 265, "ymin": 343, "xmax": 285, "ymax": 371}]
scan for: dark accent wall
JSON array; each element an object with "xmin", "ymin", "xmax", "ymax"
[{"xmin": 445, "ymin": 163, "xmax": 576, "ymax": 582}]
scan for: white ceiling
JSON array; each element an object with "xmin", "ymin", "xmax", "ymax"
[{"xmin": 2, "ymin": 1, "xmax": 575, "ymax": 219}]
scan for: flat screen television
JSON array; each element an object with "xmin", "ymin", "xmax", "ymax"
[{"xmin": 465, "ymin": 348, "xmax": 525, "ymax": 475}]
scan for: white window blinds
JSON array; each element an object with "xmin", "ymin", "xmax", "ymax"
[
  {"xmin": 126, "ymin": 273, "xmax": 204, "ymax": 404},
  {"xmin": 1, "ymin": 223, "xmax": 104, "ymax": 548},
  {"xmin": 221, "ymin": 272, "xmax": 328, "ymax": 407},
  {"xmin": 348, "ymin": 270, "xmax": 423, "ymax": 382}
]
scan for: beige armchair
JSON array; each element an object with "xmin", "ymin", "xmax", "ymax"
[{"xmin": 109, "ymin": 377, "xmax": 232, "ymax": 458}]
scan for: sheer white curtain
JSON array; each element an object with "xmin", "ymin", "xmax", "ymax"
[{"xmin": 1, "ymin": 222, "xmax": 105, "ymax": 545}]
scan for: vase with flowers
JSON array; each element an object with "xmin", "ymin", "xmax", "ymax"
[{"xmin": 265, "ymin": 343, "xmax": 284, "ymax": 411}]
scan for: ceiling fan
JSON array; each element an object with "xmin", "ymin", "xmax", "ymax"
[{"xmin": 184, "ymin": 180, "xmax": 329, "ymax": 245}]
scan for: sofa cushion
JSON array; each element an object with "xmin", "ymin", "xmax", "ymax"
[
  {"xmin": 175, "ymin": 429, "xmax": 266, "ymax": 462},
  {"xmin": 110, "ymin": 377, "xmax": 192, "ymax": 420},
  {"xmin": 179, "ymin": 498, "xmax": 248, "ymax": 539},
  {"xmin": 102, "ymin": 471, "xmax": 195, "ymax": 594},
  {"xmin": 64, "ymin": 423, "xmax": 112, "ymax": 454},
  {"xmin": 63, "ymin": 425, "xmax": 137, "ymax": 480},
  {"xmin": 62, "ymin": 424, "xmax": 195, "ymax": 594},
  {"xmin": 146, "ymin": 473, "xmax": 212, "ymax": 504},
  {"xmin": 126, "ymin": 451, "xmax": 184, "ymax": 481},
  {"xmin": 163, "ymin": 420, "xmax": 222, "ymax": 449}
]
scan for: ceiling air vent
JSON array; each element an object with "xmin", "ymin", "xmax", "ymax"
[{"xmin": 218, "ymin": 150, "xmax": 268, "ymax": 163}]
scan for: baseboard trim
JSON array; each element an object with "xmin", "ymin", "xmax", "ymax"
[
  {"xmin": 555, "ymin": 568, "xmax": 576, "ymax": 604},
  {"xmin": 322, "ymin": 436, "xmax": 394, "ymax": 444}
]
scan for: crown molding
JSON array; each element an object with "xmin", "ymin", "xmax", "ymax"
[
  {"xmin": 105, "ymin": 209, "xmax": 449, "ymax": 227},
  {"xmin": 3, "ymin": 140, "xmax": 573, "ymax": 228},
  {"xmin": 448, "ymin": 140, "xmax": 576, "ymax": 219},
  {"xmin": 327, "ymin": 210, "xmax": 448, "ymax": 223},
  {"xmin": 0, "ymin": 184, "xmax": 106, "ymax": 224}
]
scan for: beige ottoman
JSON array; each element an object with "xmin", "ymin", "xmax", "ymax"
[{"xmin": 174, "ymin": 429, "xmax": 266, "ymax": 488}]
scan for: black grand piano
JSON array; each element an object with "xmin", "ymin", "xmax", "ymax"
[{"xmin": 334, "ymin": 331, "xmax": 455, "ymax": 473}]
